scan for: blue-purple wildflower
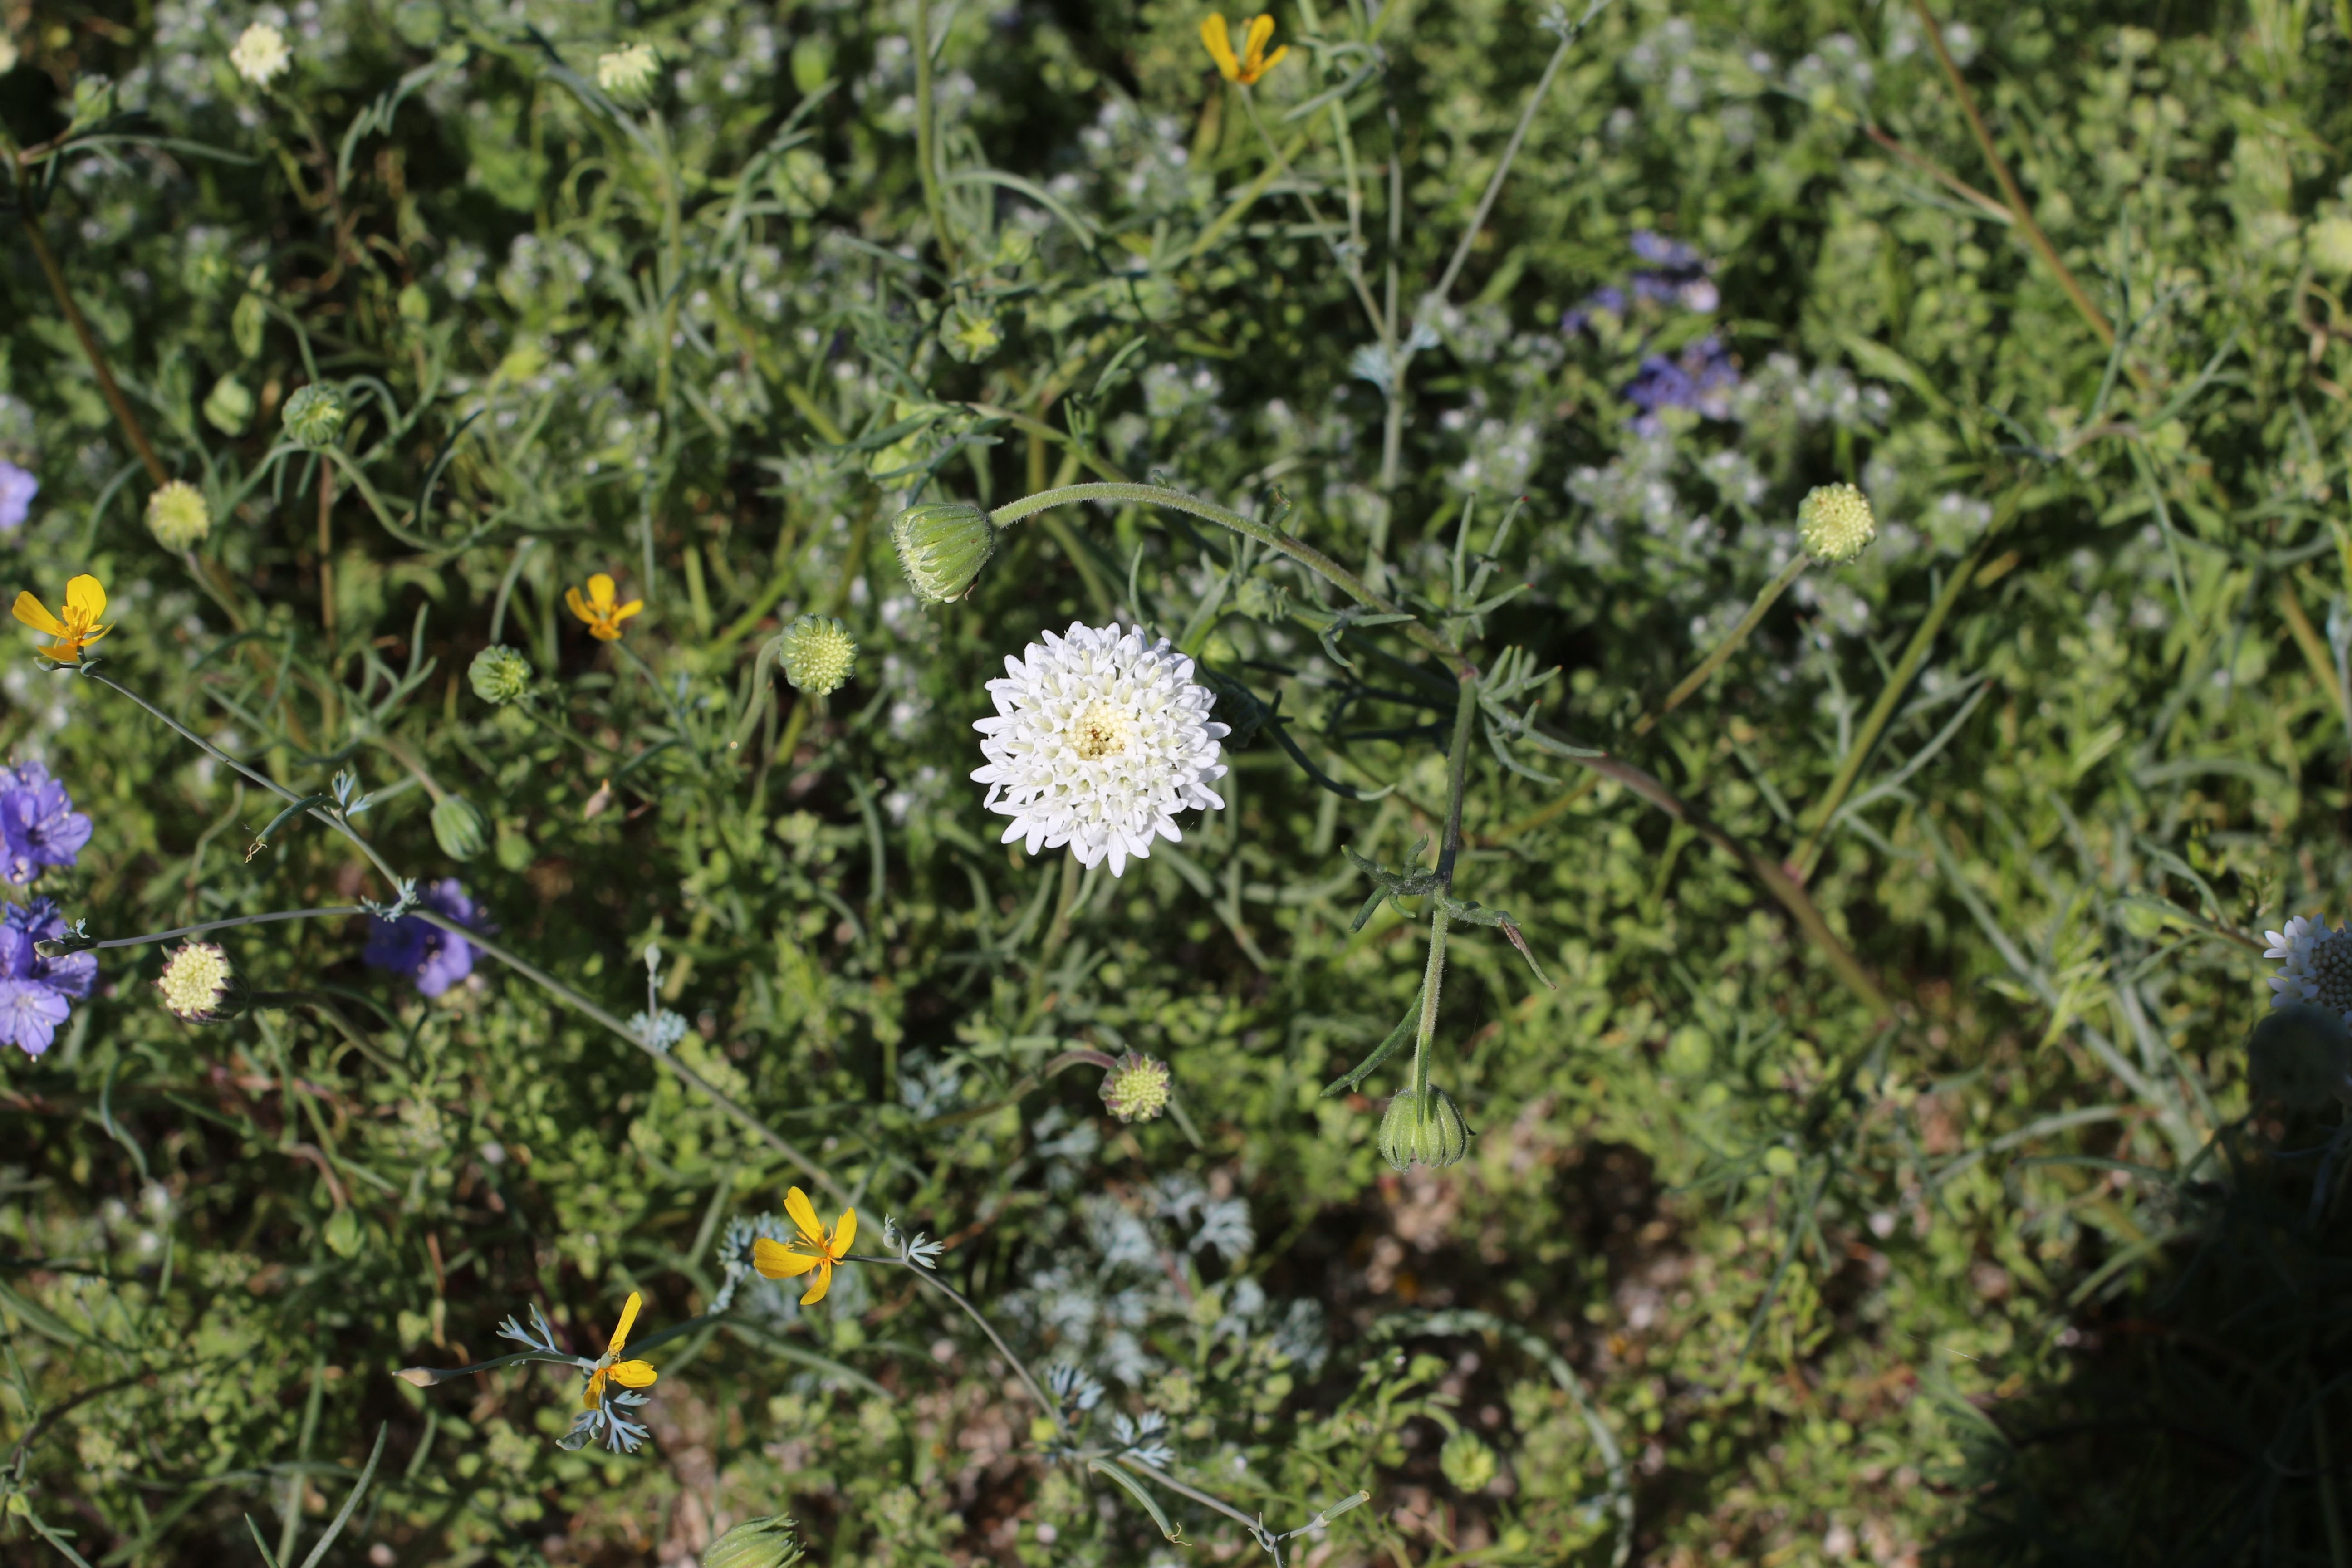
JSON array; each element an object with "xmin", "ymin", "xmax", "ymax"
[
  {"xmin": 363, "ymin": 877, "xmax": 483, "ymax": 998},
  {"xmin": 0, "ymin": 760, "xmax": 92, "ymax": 885},
  {"xmin": 0, "ymin": 462, "xmax": 35, "ymax": 531},
  {"xmin": 1624, "ymin": 336, "xmax": 1741, "ymax": 433},
  {"xmin": 0, "ymin": 897, "xmax": 96, "ymax": 1057},
  {"xmin": 1564, "ymin": 231, "xmax": 1740, "ymax": 427}
]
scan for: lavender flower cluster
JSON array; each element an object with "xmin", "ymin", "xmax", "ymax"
[
  {"xmin": 0, "ymin": 758, "xmax": 93, "ymax": 1056},
  {"xmin": 1563, "ymin": 231, "xmax": 1740, "ymax": 433}
]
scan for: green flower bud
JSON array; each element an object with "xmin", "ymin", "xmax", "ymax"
[
  {"xmin": 232, "ymin": 291, "xmax": 268, "ymax": 359},
  {"xmin": 1100, "ymin": 1051, "xmax": 1172, "ymax": 1123},
  {"xmin": 1798, "ymin": 482, "xmax": 1876, "ymax": 564},
  {"xmin": 890, "ymin": 499, "xmax": 999, "ymax": 603},
  {"xmin": 431, "ymin": 795, "xmax": 490, "ymax": 861},
  {"xmin": 773, "ymin": 614, "xmax": 857, "ymax": 697},
  {"xmin": 397, "ymin": 283, "xmax": 431, "ymax": 324},
  {"xmin": 2311, "ymin": 215, "xmax": 2352, "ymax": 279},
  {"xmin": 1439, "ymin": 1430, "xmax": 1498, "ymax": 1494},
  {"xmin": 704, "ymin": 1515, "xmax": 805, "ymax": 1568},
  {"xmin": 156, "ymin": 941, "xmax": 250, "ymax": 1024},
  {"xmin": 2249, "ymin": 1003, "xmax": 2352, "ymax": 1110},
  {"xmin": 469, "ymin": 645, "xmax": 534, "ymax": 705},
  {"xmin": 1377, "ymin": 1085, "xmax": 1473, "ymax": 1171},
  {"xmin": 145, "ymin": 481, "xmax": 212, "ymax": 549},
  {"xmin": 940, "ymin": 301, "xmax": 1002, "ymax": 364},
  {"xmin": 281, "ymin": 383, "xmax": 347, "ymax": 448},
  {"xmin": 203, "ymin": 374, "xmax": 255, "ymax": 435}
]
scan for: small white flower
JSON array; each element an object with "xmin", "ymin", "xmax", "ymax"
[
  {"xmin": 2264, "ymin": 914, "xmax": 2352, "ymax": 1021},
  {"xmin": 597, "ymin": 42, "xmax": 659, "ymax": 98},
  {"xmin": 971, "ymin": 621, "xmax": 1228, "ymax": 877},
  {"xmin": 230, "ymin": 23, "xmax": 291, "ymax": 88}
]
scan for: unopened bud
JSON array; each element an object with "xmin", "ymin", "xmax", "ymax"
[
  {"xmin": 431, "ymin": 795, "xmax": 489, "ymax": 861},
  {"xmin": 890, "ymin": 500, "xmax": 998, "ymax": 603},
  {"xmin": 1377, "ymin": 1085, "xmax": 1473, "ymax": 1171},
  {"xmin": 703, "ymin": 1514, "xmax": 805, "ymax": 1568},
  {"xmin": 281, "ymin": 383, "xmax": 347, "ymax": 448},
  {"xmin": 773, "ymin": 614, "xmax": 857, "ymax": 697}
]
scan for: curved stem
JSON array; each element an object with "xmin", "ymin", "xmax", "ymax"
[
  {"xmin": 847, "ymin": 1254, "xmax": 1063, "ymax": 1438},
  {"xmin": 88, "ymin": 907, "xmax": 365, "ymax": 951},
  {"xmin": 1633, "ymin": 553, "xmax": 1810, "ymax": 737}
]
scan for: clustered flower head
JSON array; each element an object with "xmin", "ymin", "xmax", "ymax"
[
  {"xmin": 146, "ymin": 480, "xmax": 211, "ymax": 550},
  {"xmin": 1200, "ymin": 13, "xmax": 1288, "ymax": 84},
  {"xmin": 2267, "ymin": 916, "xmax": 2352, "ymax": 1024},
  {"xmin": 597, "ymin": 41, "xmax": 659, "ymax": 99},
  {"xmin": 751, "ymin": 1187, "xmax": 857, "ymax": 1306},
  {"xmin": 1798, "ymin": 482, "xmax": 1877, "ymax": 564},
  {"xmin": 363, "ymin": 877, "xmax": 482, "ymax": 997},
  {"xmin": 1100, "ymin": 1051, "xmax": 1172, "ymax": 1122},
  {"xmin": 0, "ymin": 461, "xmax": 36, "ymax": 531},
  {"xmin": 157, "ymin": 941, "xmax": 247, "ymax": 1024},
  {"xmin": 469, "ymin": 644, "xmax": 534, "ymax": 704},
  {"xmin": 0, "ymin": 898, "xmax": 96, "ymax": 1057},
  {"xmin": 566, "ymin": 573, "xmax": 643, "ymax": 642},
  {"xmin": 773, "ymin": 614, "xmax": 856, "ymax": 697},
  {"xmin": 230, "ymin": 22, "xmax": 291, "ymax": 88},
  {"xmin": 972, "ymin": 621, "xmax": 1230, "ymax": 877},
  {"xmin": 0, "ymin": 759, "xmax": 91, "ymax": 885},
  {"xmin": 12, "ymin": 573, "xmax": 112, "ymax": 664}
]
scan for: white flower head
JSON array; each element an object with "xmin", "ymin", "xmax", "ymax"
[
  {"xmin": 2265, "ymin": 915, "xmax": 2352, "ymax": 1021},
  {"xmin": 230, "ymin": 23, "xmax": 291, "ymax": 88},
  {"xmin": 598, "ymin": 42, "xmax": 660, "ymax": 98},
  {"xmin": 972, "ymin": 621, "xmax": 1229, "ymax": 877}
]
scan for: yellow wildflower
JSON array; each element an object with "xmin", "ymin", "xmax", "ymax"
[
  {"xmin": 564, "ymin": 573, "xmax": 644, "ymax": 642},
  {"xmin": 752, "ymin": 1187, "xmax": 857, "ymax": 1306},
  {"xmin": 12, "ymin": 574, "xmax": 112, "ymax": 663},
  {"xmin": 1201, "ymin": 13, "xmax": 1288, "ymax": 85},
  {"xmin": 582, "ymin": 1290, "xmax": 659, "ymax": 1410}
]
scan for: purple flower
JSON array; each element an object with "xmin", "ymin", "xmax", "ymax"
[
  {"xmin": 0, "ymin": 760, "xmax": 92, "ymax": 884},
  {"xmin": 1561, "ymin": 284, "xmax": 1628, "ymax": 335},
  {"xmin": 1624, "ymin": 335, "xmax": 1741, "ymax": 433},
  {"xmin": 0, "ymin": 897, "xmax": 97, "ymax": 1057},
  {"xmin": 1627, "ymin": 230, "xmax": 1719, "ymax": 314},
  {"xmin": 363, "ymin": 878, "xmax": 484, "ymax": 998},
  {"xmin": 0, "ymin": 462, "xmax": 35, "ymax": 531}
]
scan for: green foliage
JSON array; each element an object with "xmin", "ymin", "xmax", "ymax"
[{"xmin": 4, "ymin": 0, "xmax": 2352, "ymax": 1563}]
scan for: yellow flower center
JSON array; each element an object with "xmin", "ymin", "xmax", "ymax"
[{"xmin": 1072, "ymin": 700, "xmax": 1134, "ymax": 762}]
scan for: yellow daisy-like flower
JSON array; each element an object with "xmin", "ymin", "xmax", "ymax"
[
  {"xmin": 1201, "ymin": 13, "xmax": 1288, "ymax": 85},
  {"xmin": 581, "ymin": 1291, "xmax": 660, "ymax": 1410},
  {"xmin": 12, "ymin": 574, "xmax": 112, "ymax": 664},
  {"xmin": 751, "ymin": 1187, "xmax": 858, "ymax": 1307},
  {"xmin": 564, "ymin": 573, "xmax": 644, "ymax": 642}
]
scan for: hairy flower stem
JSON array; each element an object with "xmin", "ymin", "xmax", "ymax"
[{"xmin": 14, "ymin": 202, "xmax": 169, "ymax": 487}]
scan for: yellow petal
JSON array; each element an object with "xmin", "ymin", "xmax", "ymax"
[
  {"xmin": 1242, "ymin": 13, "xmax": 1275, "ymax": 65},
  {"xmin": 754, "ymin": 1236, "xmax": 821, "ymax": 1279},
  {"xmin": 582, "ymin": 1367, "xmax": 607, "ymax": 1410},
  {"xmin": 565, "ymin": 585, "xmax": 595, "ymax": 626},
  {"xmin": 1252, "ymin": 42, "xmax": 1288, "ymax": 79},
  {"xmin": 831, "ymin": 1205, "xmax": 858, "ymax": 1260},
  {"xmin": 800, "ymin": 1261, "xmax": 831, "ymax": 1307},
  {"xmin": 611, "ymin": 599, "xmax": 644, "ymax": 623},
  {"xmin": 611, "ymin": 1359, "xmax": 658, "ymax": 1389},
  {"xmin": 12, "ymin": 593, "xmax": 66, "ymax": 638},
  {"xmin": 610, "ymin": 1290, "xmax": 642, "ymax": 1355},
  {"xmin": 64, "ymin": 575, "xmax": 106, "ymax": 622},
  {"xmin": 588, "ymin": 573, "xmax": 617, "ymax": 609},
  {"xmin": 783, "ymin": 1186, "xmax": 826, "ymax": 1248},
  {"xmin": 1200, "ymin": 14, "xmax": 1239, "ymax": 79}
]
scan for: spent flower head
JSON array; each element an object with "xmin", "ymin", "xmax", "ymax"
[
  {"xmin": 973, "ymin": 622, "xmax": 1229, "ymax": 876},
  {"xmin": 774, "ymin": 614, "xmax": 856, "ymax": 696},
  {"xmin": 566, "ymin": 573, "xmax": 643, "ymax": 642},
  {"xmin": 12, "ymin": 573, "xmax": 112, "ymax": 664},
  {"xmin": 1100, "ymin": 1051, "xmax": 1173, "ymax": 1122},
  {"xmin": 146, "ymin": 481, "xmax": 211, "ymax": 550},
  {"xmin": 1201, "ymin": 13, "xmax": 1289, "ymax": 84},
  {"xmin": 1798, "ymin": 482, "xmax": 1877, "ymax": 564},
  {"xmin": 157, "ymin": 941, "xmax": 247, "ymax": 1024},
  {"xmin": 230, "ymin": 22, "xmax": 291, "ymax": 87},
  {"xmin": 752, "ymin": 1186, "xmax": 857, "ymax": 1306},
  {"xmin": 469, "ymin": 644, "xmax": 534, "ymax": 704}
]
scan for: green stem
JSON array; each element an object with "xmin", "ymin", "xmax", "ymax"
[
  {"xmin": 411, "ymin": 910, "xmax": 844, "ymax": 1201},
  {"xmin": 913, "ymin": 0, "xmax": 956, "ymax": 263},
  {"xmin": 1635, "ymin": 554, "xmax": 1810, "ymax": 737},
  {"xmin": 848, "ymin": 1254, "xmax": 1063, "ymax": 1437},
  {"xmin": 87, "ymin": 907, "xmax": 365, "ymax": 951}
]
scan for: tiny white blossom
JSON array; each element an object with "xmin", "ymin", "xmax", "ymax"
[
  {"xmin": 972, "ymin": 621, "xmax": 1228, "ymax": 877},
  {"xmin": 2265, "ymin": 915, "xmax": 2352, "ymax": 1021},
  {"xmin": 230, "ymin": 23, "xmax": 291, "ymax": 88},
  {"xmin": 598, "ymin": 42, "xmax": 659, "ymax": 97}
]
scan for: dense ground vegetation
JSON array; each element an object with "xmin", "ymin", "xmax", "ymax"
[{"xmin": 5, "ymin": 0, "xmax": 2352, "ymax": 1563}]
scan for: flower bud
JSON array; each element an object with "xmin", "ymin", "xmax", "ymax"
[
  {"xmin": 145, "ymin": 481, "xmax": 211, "ymax": 550},
  {"xmin": 890, "ymin": 500, "xmax": 998, "ymax": 603},
  {"xmin": 772, "ymin": 614, "xmax": 857, "ymax": 697},
  {"xmin": 703, "ymin": 1515, "xmax": 805, "ymax": 1568},
  {"xmin": 469, "ymin": 645, "xmax": 534, "ymax": 705},
  {"xmin": 2249, "ymin": 1002, "xmax": 2352, "ymax": 1110},
  {"xmin": 1377, "ymin": 1085, "xmax": 1473, "ymax": 1171},
  {"xmin": 1100, "ymin": 1051, "xmax": 1172, "ymax": 1123},
  {"xmin": 281, "ymin": 384, "xmax": 347, "ymax": 448},
  {"xmin": 156, "ymin": 941, "xmax": 250, "ymax": 1024},
  {"xmin": 1798, "ymin": 482, "xmax": 1876, "ymax": 564},
  {"xmin": 940, "ymin": 302, "xmax": 1002, "ymax": 364},
  {"xmin": 431, "ymin": 795, "xmax": 489, "ymax": 861}
]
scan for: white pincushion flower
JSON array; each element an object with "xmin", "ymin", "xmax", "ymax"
[
  {"xmin": 2265, "ymin": 915, "xmax": 2352, "ymax": 1021},
  {"xmin": 230, "ymin": 23, "xmax": 291, "ymax": 88},
  {"xmin": 972, "ymin": 622, "xmax": 1229, "ymax": 876}
]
